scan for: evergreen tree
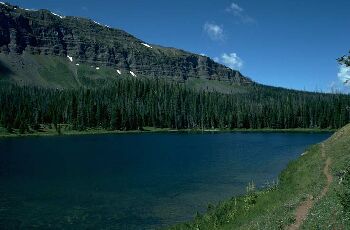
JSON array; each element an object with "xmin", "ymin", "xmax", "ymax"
[{"xmin": 0, "ymin": 77, "xmax": 349, "ymax": 133}]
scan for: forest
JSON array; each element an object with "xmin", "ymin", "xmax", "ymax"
[{"xmin": 1, "ymin": 77, "xmax": 350, "ymax": 134}]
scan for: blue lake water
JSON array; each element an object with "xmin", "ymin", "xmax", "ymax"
[{"xmin": 0, "ymin": 132, "xmax": 331, "ymax": 229}]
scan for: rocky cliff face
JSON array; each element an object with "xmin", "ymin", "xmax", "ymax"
[{"xmin": 0, "ymin": 2, "xmax": 252, "ymax": 84}]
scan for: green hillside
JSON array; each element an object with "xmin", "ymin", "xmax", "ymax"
[{"xmin": 0, "ymin": 53, "xmax": 129, "ymax": 88}]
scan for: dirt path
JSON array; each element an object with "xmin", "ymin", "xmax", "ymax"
[{"xmin": 287, "ymin": 143, "xmax": 333, "ymax": 230}]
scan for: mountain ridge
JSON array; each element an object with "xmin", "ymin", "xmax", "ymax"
[{"xmin": 0, "ymin": 2, "xmax": 252, "ymax": 87}]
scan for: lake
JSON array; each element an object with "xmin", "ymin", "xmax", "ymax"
[{"xmin": 0, "ymin": 132, "xmax": 331, "ymax": 229}]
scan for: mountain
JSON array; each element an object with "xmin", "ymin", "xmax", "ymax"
[{"xmin": 0, "ymin": 2, "xmax": 252, "ymax": 88}]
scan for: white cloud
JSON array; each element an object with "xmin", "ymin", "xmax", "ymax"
[
  {"xmin": 338, "ymin": 64, "xmax": 350, "ymax": 86},
  {"xmin": 221, "ymin": 53, "xmax": 243, "ymax": 70},
  {"xmin": 214, "ymin": 52, "xmax": 243, "ymax": 70},
  {"xmin": 227, "ymin": 2, "xmax": 243, "ymax": 14},
  {"xmin": 328, "ymin": 80, "xmax": 350, "ymax": 94},
  {"xmin": 226, "ymin": 2, "xmax": 255, "ymax": 24},
  {"xmin": 203, "ymin": 22, "xmax": 224, "ymax": 41}
]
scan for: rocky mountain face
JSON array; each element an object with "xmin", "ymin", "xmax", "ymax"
[{"xmin": 0, "ymin": 2, "xmax": 252, "ymax": 84}]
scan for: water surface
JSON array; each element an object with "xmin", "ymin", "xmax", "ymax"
[{"xmin": 0, "ymin": 132, "xmax": 331, "ymax": 229}]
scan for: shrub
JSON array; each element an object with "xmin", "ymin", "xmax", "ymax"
[{"xmin": 337, "ymin": 165, "xmax": 350, "ymax": 215}]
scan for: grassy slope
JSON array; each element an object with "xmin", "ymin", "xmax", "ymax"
[
  {"xmin": 301, "ymin": 126, "xmax": 350, "ymax": 229},
  {"xmin": 0, "ymin": 53, "xmax": 128, "ymax": 88},
  {"xmin": 169, "ymin": 124, "xmax": 350, "ymax": 230}
]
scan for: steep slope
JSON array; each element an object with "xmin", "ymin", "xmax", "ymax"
[{"xmin": 0, "ymin": 2, "xmax": 252, "ymax": 88}]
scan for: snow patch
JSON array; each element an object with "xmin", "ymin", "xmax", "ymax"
[
  {"xmin": 93, "ymin": 21, "xmax": 109, "ymax": 28},
  {"xmin": 117, "ymin": 70, "xmax": 121, "ymax": 75},
  {"xmin": 67, "ymin": 55, "xmax": 73, "ymax": 62},
  {"xmin": 130, "ymin": 71, "xmax": 137, "ymax": 77},
  {"xmin": 141, "ymin": 43, "xmax": 152, "ymax": 49},
  {"xmin": 7, "ymin": 3, "xmax": 35, "ymax": 11},
  {"xmin": 92, "ymin": 20, "xmax": 111, "ymax": 28},
  {"xmin": 96, "ymin": 67, "xmax": 100, "ymax": 70},
  {"xmin": 51, "ymin": 12, "xmax": 65, "ymax": 19},
  {"xmin": 93, "ymin": 20, "xmax": 102, "ymax": 26},
  {"xmin": 24, "ymin": 8, "xmax": 36, "ymax": 11}
]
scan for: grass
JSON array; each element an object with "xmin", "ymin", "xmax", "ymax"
[
  {"xmin": 168, "ymin": 124, "xmax": 350, "ymax": 229},
  {"xmin": 0, "ymin": 53, "xmax": 132, "ymax": 89},
  {"xmin": 301, "ymin": 127, "xmax": 350, "ymax": 229}
]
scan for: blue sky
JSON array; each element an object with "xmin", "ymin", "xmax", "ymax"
[{"xmin": 6, "ymin": 0, "xmax": 350, "ymax": 92}]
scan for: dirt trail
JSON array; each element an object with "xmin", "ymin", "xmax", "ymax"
[{"xmin": 287, "ymin": 143, "xmax": 333, "ymax": 230}]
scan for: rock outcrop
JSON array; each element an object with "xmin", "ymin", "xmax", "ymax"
[{"xmin": 0, "ymin": 2, "xmax": 252, "ymax": 84}]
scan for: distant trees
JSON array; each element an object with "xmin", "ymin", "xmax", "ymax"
[{"xmin": 0, "ymin": 78, "xmax": 350, "ymax": 133}]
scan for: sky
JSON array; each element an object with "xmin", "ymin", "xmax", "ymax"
[{"xmin": 6, "ymin": 0, "xmax": 350, "ymax": 92}]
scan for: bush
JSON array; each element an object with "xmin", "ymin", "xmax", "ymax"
[{"xmin": 337, "ymin": 165, "xmax": 350, "ymax": 214}]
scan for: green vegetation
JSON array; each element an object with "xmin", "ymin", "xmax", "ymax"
[
  {"xmin": 184, "ymin": 77, "xmax": 249, "ymax": 94},
  {"xmin": 301, "ymin": 127, "xmax": 350, "ymax": 229},
  {"xmin": 338, "ymin": 165, "xmax": 350, "ymax": 215},
  {"xmin": 0, "ymin": 124, "xmax": 144, "ymax": 138},
  {"xmin": 0, "ymin": 124, "xmax": 335, "ymax": 138},
  {"xmin": 0, "ymin": 77, "xmax": 349, "ymax": 137},
  {"xmin": 0, "ymin": 54, "xmax": 125, "ymax": 88},
  {"xmin": 0, "ymin": 124, "xmax": 184, "ymax": 138},
  {"xmin": 169, "ymin": 124, "xmax": 350, "ymax": 229}
]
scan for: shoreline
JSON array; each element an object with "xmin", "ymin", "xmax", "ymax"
[
  {"xmin": 0, "ymin": 126, "xmax": 336, "ymax": 138},
  {"xmin": 170, "ymin": 124, "xmax": 350, "ymax": 229}
]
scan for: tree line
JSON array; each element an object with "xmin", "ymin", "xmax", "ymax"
[{"xmin": 0, "ymin": 78, "xmax": 350, "ymax": 133}]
